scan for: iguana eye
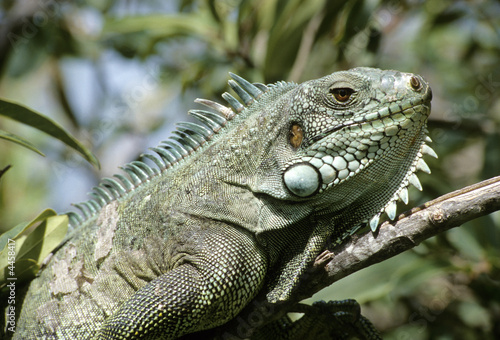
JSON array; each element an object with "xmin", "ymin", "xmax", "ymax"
[{"xmin": 330, "ymin": 88, "xmax": 354, "ymax": 103}]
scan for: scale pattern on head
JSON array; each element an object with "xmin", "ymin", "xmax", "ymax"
[{"xmin": 281, "ymin": 67, "xmax": 435, "ymax": 235}]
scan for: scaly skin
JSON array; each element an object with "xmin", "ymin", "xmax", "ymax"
[{"xmin": 11, "ymin": 67, "xmax": 432, "ymax": 339}]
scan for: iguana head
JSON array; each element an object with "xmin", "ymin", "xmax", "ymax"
[{"xmin": 277, "ymin": 67, "xmax": 434, "ymax": 234}]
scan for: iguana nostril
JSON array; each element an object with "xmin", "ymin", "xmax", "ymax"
[{"xmin": 410, "ymin": 76, "xmax": 422, "ymax": 91}]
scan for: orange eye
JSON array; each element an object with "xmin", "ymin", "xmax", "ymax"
[
  {"xmin": 289, "ymin": 124, "xmax": 303, "ymax": 149},
  {"xmin": 330, "ymin": 88, "xmax": 354, "ymax": 103}
]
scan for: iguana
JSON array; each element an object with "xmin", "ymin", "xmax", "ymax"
[{"xmin": 8, "ymin": 67, "xmax": 434, "ymax": 339}]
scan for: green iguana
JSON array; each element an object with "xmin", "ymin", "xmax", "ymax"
[{"xmin": 9, "ymin": 67, "xmax": 434, "ymax": 339}]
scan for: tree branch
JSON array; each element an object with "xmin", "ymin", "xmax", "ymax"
[{"xmin": 297, "ymin": 175, "xmax": 500, "ymax": 300}]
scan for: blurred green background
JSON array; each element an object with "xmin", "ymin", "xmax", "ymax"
[{"xmin": 0, "ymin": 0, "xmax": 499, "ymax": 338}]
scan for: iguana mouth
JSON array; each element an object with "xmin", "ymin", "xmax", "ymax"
[
  {"xmin": 303, "ymin": 100, "xmax": 430, "ymax": 147},
  {"xmin": 303, "ymin": 122, "xmax": 351, "ymax": 146}
]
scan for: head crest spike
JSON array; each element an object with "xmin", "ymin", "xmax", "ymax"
[
  {"xmin": 172, "ymin": 131, "xmax": 200, "ymax": 150},
  {"xmin": 228, "ymin": 79, "xmax": 254, "ymax": 106},
  {"xmin": 73, "ymin": 203, "xmax": 93, "ymax": 218},
  {"xmin": 123, "ymin": 163, "xmax": 149, "ymax": 181},
  {"xmin": 101, "ymin": 177, "xmax": 127, "ymax": 195},
  {"xmin": 222, "ymin": 92, "xmax": 245, "ymax": 112},
  {"xmin": 253, "ymin": 82, "xmax": 269, "ymax": 92},
  {"xmin": 141, "ymin": 153, "xmax": 167, "ymax": 170},
  {"xmin": 67, "ymin": 211, "xmax": 83, "ymax": 226},
  {"xmin": 189, "ymin": 109, "xmax": 227, "ymax": 126},
  {"xmin": 189, "ymin": 110, "xmax": 224, "ymax": 132},
  {"xmin": 160, "ymin": 142, "xmax": 186, "ymax": 159},
  {"xmin": 194, "ymin": 98, "xmax": 234, "ymax": 119},
  {"xmin": 130, "ymin": 161, "xmax": 158, "ymax": 177},
  {"xmin": 89, "ymin": 192, "xmax": 107, "ymax": 207},
  {"xmin": 150, "ymin": 147, "xmax": 177, "ymax": 164},
  {"xmin": 176, "ymin": 122, "xmax": 213, "ymax": 140},
  {"xmin": 229, "ymin": 73, "xmax": 264, "ymax": 99},
  {"xmin": 120, "ymin": 167, "xmax": 142, "ymax": 186},
  {"xmin": 93, "ymin": 186, "xmax": 115, "ymax": 203}
]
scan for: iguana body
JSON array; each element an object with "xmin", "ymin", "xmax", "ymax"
[{"xmin": 11, "ymin": 67, "xmax": 433, "ymax": 339}]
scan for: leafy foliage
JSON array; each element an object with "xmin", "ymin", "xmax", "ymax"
[
  {"xmin": 0, "ymin": 209, "xmax": 68, "ymax": 292},
  {"xmin": 0, "ymin": 99, "xmax": 100, "ymax": 167},
  {"xmin": 0, "ymin": 0, "xmax": 499, "ymax": 338}
]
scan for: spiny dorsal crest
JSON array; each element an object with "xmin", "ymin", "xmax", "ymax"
[{"xmin": 67, "ymin": 73, "xmax": 270, "ymax": 227}]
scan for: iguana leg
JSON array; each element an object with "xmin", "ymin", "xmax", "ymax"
[
  {"xmin": 250, "ymin": 300, "xmax": 381, "ymax": 340},
  {"xmin": 94, "ymin": 226, "xmax": 267, "ymax": 340}
]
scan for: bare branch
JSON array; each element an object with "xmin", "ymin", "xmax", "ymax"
[{"xmin": 298, "ymin": 175, "xmax": 500, "ymax": 300}]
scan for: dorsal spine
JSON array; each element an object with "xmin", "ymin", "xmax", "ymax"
[{"xmin": 66, "ymin": 74, "xmax": 269, "ymax": 227}]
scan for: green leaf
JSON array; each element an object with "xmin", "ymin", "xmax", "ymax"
[
  {"xmin": 16, "ymin": 215, "xmax": 69, "ymax": 265},
  {"xmin": 0, "ymin": 210, "xmax": 68, "ymax": 287},
  {"xmin": 103, "ymin": 13, "xmax": 216, "ymax": 39},
  {"xmin": 0, "ymin": 128, "xmax": 45, "ymax": 156},
  {"xmin": 263, "ymin": 0, "xmax": 324, "ymax": 81},
  {"xmin": 0, "ymin": 209, "xmax": 57, "ymax": 251},
  {"xmin": 0, "ymin": 98, "xmax": 100, "ymax": 168}
]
